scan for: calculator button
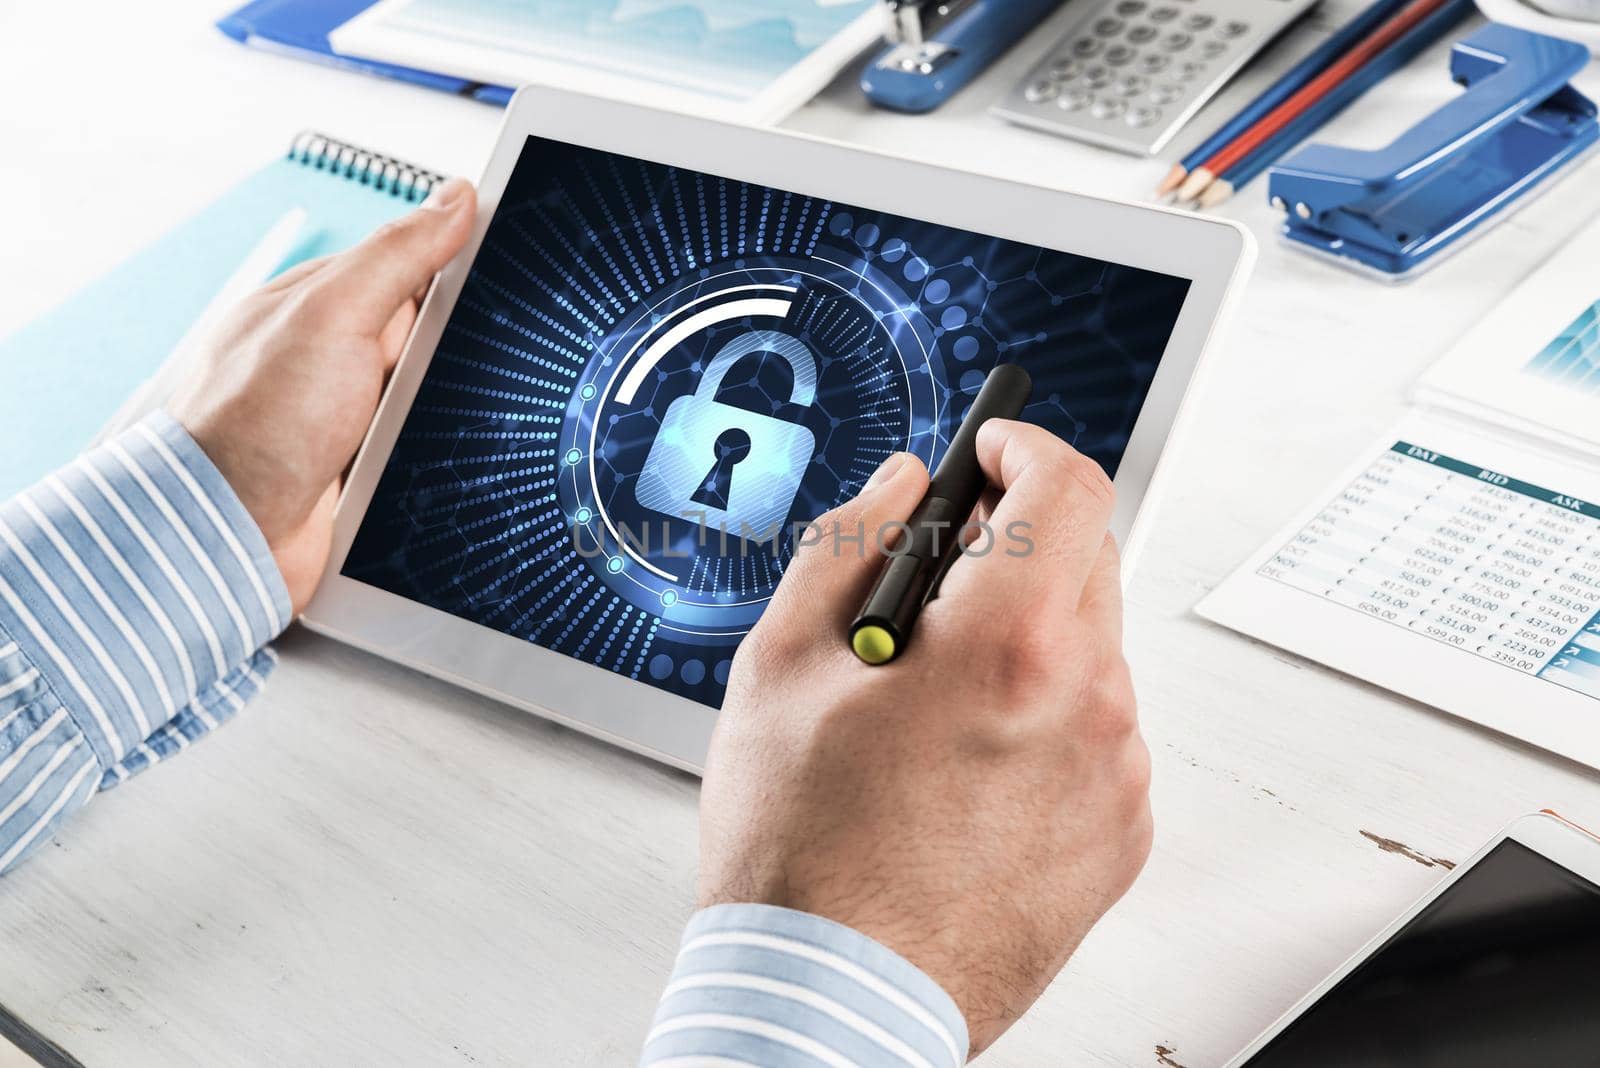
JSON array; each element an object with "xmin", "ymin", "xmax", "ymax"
[
  {"xmin": 1024, "ymin": 78, "xmax": 1059, "ymax": 103},
  {"xmin": 1148, "ymin": 5, "xmax": 1178, "ymax": 21},
  {"xmin": 1184, "ymin": 13, "xmax": 1214, "ymax": 30},
  {"xmin": 1094, "ymin": 16, "xmax": 1125, "ymax": 35},
  {"xmin": 1048, "ymin": 57, "xmax": 1082, "ymax": 79},
  {"xmin": 1082, "ymin": 64, "xmax": 1112, "ymax": 87},
  {"xmin": 1138, "ymin": 52, "xmax": 1170, "ymax": 73},
  {"xmin": 1201, "ymin": 39, "xmax": 1229, "ymax": 57},
  {"xmin": 1072, "ymin": 36, "xmax": 1104, "ymax": 57},
  {"xmin": 1091, "ymin": 97, "xmax": 1127, "ymax": 120},
  {"xmin": 1127, "ymin": 106, "xmax": 1161, "ymax": 128},
  {"xmin": 1222, "ymin": 19, "xmax": 1250, "ymax": 36},
  {"xmin": 1180, "ymin": 60, "xmax": 1207, "ymax": 79},
  {"xmin": 1162, "ymin": 32, "xmax": 1192, "ymax": 51},
  {"xmin": 1115, "ymin": 0, "xmax": 1147, "ymax": 13},
  {"xmin": 1127, "ymin": 24, "xmax": 1158, "ymax": 43},
  {"xmin": 1150, "ymin": 83, "xmax": 1183, "ymax": 104},
  {"xmin": 1105, "ymin": 44, "xmax": 1136, "ymax": 65},
  {"xmin": 1114, "ymin": 74, "xmax": 1149, "ymax": 95},
  {"xmin": 1057, "ymin": 87, "xmax": 1093, "ymax": 110}
]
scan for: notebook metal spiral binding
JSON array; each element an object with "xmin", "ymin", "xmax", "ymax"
[{"xmin": 288, "ymin": 131, "xmax": 446, "ymax": 203}]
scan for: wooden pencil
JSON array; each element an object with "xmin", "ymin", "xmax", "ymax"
[
  {"xmin": 1193, "ymin": 0, "xmax": 1473, "ymax": 208},
  {"xmin": 1153, "ymin": 0, "xmax": 1413, "ymax": 197},
  {"xmin": 1178, "ymin": 0, "xmax": 1454, "ymax": 202}
]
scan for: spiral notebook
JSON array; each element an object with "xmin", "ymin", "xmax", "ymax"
[{"xmin": 0, "ymin": 133, "xmax": 445, "ymax": 499}]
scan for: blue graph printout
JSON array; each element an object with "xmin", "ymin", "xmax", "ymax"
[
  {"xmin": 1525, "ymin": 299, "xmax": 1600, "ymax": 393},
  {"xmin": 362, "ymin": 0, "xmax": 874, "ymax": 103},
  {"xmin": 343, "ymin": 135, "xmax": 1190, "ymax": 707}
]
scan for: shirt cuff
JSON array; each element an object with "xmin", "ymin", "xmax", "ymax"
[
  {"xmin": 641, "ymin": 904, "xmax": 969, "ymax": 1068},
  {"xmin": 0, "ymin": 411, "xmax": 291, "ymax": 769},
  {"xmin": 0, "ymin": 639, "xmax": 101, "ymax": 873}
]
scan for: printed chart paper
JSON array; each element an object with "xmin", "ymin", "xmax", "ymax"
[
  {"xmin": 1417, "ymin": 210, "xmax": 1600, "ymax": 459},
  {"xmin": 1202, "ymin": 211, "xmax": 1600, "ymax": 769},
  {"xmin": 1198, "ymin": 411, "xmax": 1600, "ymax": 770},
  {"xmin": 330, "ymin": 0, "xmax": 881, "ymax": 124}
]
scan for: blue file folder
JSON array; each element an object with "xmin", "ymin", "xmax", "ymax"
[{"xmin": 216, "ymin": 0, "xmax": 515, "ymax": 106}]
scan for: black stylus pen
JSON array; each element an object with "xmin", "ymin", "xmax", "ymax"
[{"xmin": 849, "ymin": 363, "xmax": 1033, "ymax": 664}]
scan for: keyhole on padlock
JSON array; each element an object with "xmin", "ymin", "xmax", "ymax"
[{"xmin": 690, "ymin": 428, "xmax": 752, "ymax": 512}]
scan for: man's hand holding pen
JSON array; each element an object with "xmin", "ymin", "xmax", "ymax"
[{"xmin": 699, "ymin": 418, "xmax": 1152, "ymax": 1056}]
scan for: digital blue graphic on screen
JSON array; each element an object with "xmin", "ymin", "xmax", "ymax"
[{"xmin": 343, "ymin": 136, "xmax": 1190, "ymax": 707}]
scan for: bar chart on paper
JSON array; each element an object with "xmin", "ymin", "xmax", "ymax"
[
  {"xmin": 1255, "ymin": 440, "xmax": 1600, "ymax": 701},
  {"xmin": 1525, "ymin": 300, "xmax": 1600, "ymax": 393}
]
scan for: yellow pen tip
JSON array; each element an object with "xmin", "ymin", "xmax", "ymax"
[{"xmin": 851, "ymin": 625, "xmax": 897, "ymax": 665}]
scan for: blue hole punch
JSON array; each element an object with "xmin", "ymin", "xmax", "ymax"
[{"xmin": 1268, "ymin": 24, "xmax": 1598, "ymax": 280}]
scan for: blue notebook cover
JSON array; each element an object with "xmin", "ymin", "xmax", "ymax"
[
  {"xmin": 0, "ymin": 134, "xmax": 444, "ymax": 499},
  {"xmin": 217, "ymin": 0, "xmax": 514, "ymax": 106}
]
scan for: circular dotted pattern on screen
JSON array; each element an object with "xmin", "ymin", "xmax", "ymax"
[
  {"xmin": 557, "ymin": 255, "xmax": 934, "ymax": 640},
  {"xmin": 339, "ymin": 151, "xmax": 1178, "ymax": 706}
]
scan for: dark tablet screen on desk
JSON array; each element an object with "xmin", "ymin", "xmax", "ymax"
[
  {"xmin": 1243, "ymin": 840, "xmax": 1600, "ymax": 1066},
  {"xmin": 342, "ymin": 134, "xmax": 1189, "ymax": 709}
]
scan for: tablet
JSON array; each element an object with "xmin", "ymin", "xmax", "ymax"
[
  {"xmin": 1226, "ymin": 812, "xmax": 1600, "ymax": 1066},
  {"xmin": 302, "ymin": 87, "xmax": 1253, "ymax": 770}
]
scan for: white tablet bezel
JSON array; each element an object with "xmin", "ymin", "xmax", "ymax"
[
  {"xmin": 1224, "ymin": 811, "xmax": 1600, "ymax": 1065},
  {"xmin": 301, "ymin": 86, "xmax": 1254, "ymax": 772}
]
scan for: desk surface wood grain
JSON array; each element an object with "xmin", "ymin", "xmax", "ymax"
[{"xmin": 4, "ymin": 2, "xmax": 1600, "ymax": 1065}]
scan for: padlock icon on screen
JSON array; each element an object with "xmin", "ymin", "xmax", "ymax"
[{"xmin": 635, "ymin": 330, "xmax": 819, "ymax": 538}]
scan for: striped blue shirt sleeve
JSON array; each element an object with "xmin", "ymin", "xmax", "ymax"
[
  {"xmin": 642, "ymin": 904, "xmax": 970, "ymax": 1067},
  {"xmin": 0, "ymin": 411, "xmax": 290, "ymax": 874},
  {"xmin": 2, "ymin": 414, "xmax": 965, "ymax": 1067}
]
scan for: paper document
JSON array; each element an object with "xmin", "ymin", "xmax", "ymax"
[
  {"xmin": 1417, "ymin": 223, "xmax": 1600, "ymax": 460},
  {"xmin": 1199, "ymin": 213, "xmax": 1600, "ymax": 770},
  {"xmin": 329, "ymin": 0, "xmax": 882, "ymax": 124}
]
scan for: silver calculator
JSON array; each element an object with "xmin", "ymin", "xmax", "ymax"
[{"xmin": 992, "ymin": 0, "xmax": 1321, "ymax": 156}]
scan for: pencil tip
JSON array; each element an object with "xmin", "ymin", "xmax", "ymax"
[
  {"xmin": 1198, "ymin": 180, "xmax": 1235, "ymax": 210},
  {"xmin": 1175, "ymin": 168, "xmax": 1213, "ymax": 203},
  {"xmin": 1154, "ymin": 164, "xmax": 1187, "ymax": 196}
]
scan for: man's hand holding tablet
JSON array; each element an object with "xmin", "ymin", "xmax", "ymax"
[
  {"xmin": 168, "ymin": 176, "xmax": 479, "ymax": 613},
  {"xmin": 154, "ymin": 179, "xmax": 1152, "ymax": 1057},
  {"xmin": 126, "ymin": 85, "xmax": 1250, "ymax": 1061},
  {"xmin": 311, "ymin": 88, "xmax": 1249, "ymax": 760}
]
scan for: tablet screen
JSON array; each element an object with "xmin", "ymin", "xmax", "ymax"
[
  {"xmin": 343, "ymin": 135, "xmax": 1190, "ymax": 708},
  {"xmin": 1241, "ymin": 839, "xmax": 1600, "ymax": 1065}
]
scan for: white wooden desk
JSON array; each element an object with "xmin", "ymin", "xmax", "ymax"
[{"xmin": 4, "ymin": 3, "xmax": 1600, "ymax": 1065}]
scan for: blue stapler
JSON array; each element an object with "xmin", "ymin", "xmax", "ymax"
[
  {"xmin": 861, "ymin": 0, "xmax": 1063, "ymax": 113},
  {"xmin": 1268, "ymin": 24, "xmax": 1598, "ymax": 280}
]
